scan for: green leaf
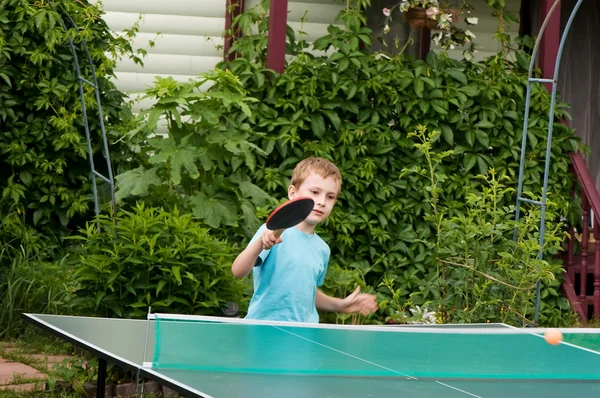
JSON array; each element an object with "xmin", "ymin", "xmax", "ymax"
[
  {"xmin": 475, "ymin": 120, "xmax": 495, "ymax": 128},
  {"xmin": 33, "ymin": 209, "xmax": 44, "ymax": 225},
  {"xmin": 338, "ymin": 58, "xmax": 349, "ymax": 72},
  {"xmin": 115, "ymin": 167, "xmax": 162, "ymax": 202},
  {"xmin": 465, "ymin": 130, "xmax": 475, "ymax": 147},
  {"xmin": 414, "ymin": 79, "xmax": 425, "ymax": 98},
  {"xmin": 188, "ymin": 192, "xmax": 238, "ymax": 228},
  {"xmin": 441, "ymin": 124, "xmax": 454, "ymax": 145},
  {"xmin": 239, "ymin": 181, "xmax": 272, "ymax": 205},
  {"xmin": 459, "ymin": 86, "xmax": 480, "ymax": 97},
  {"xmin": 172, "ymin": 266, "xmax": 182, "ymax": 285},
  {"xmin": 463, "ymin": 154, "xmax": 477, "ymax": 171},
  {"xmin": 35, "ymin": 10, "xmax": 45, "ymax": 30},
  {"xmin": 156, "ymin": 280, "xmax": 167, "ymax": 296},
  {"xmin": 0, "ymin": 72, "xmax": 11, "ymax": 88},
  {"xmin": 446, "ymin": 69, "xmax": 468, "ymax": 85},
  {"xmin": 148, "ymin": 135, "xmax": 205, "ymax": 184},
  {"xmin": 19, "ymin": 171, "xmax": 32, "ymax": 186},
  {"xmin": 321, "ymin": 110, "xmax": 341, "ymax": 131},
  {"xmin": 474, "ymin": 130, "xmax": 489, "ymax": 147},
  {"xmin": 310, "ymin": 113, "xmax": 326, "ymax": 137}
]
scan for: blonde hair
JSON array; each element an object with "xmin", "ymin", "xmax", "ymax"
[{"xmin": 290, "ymin": 157, "xmax": 342, "ymax": 189}]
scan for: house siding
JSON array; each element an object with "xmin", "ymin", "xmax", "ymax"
[
  {"xmin": 95, "ymin": 0, "xmax": 519, "ymax": 107},
  {"xmin": 97, "ymin": 0, "xmax": 226, "ymax": 112}
]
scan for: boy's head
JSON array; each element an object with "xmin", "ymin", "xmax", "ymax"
[{"xmin": 288, "ymin": 157, "xmax": 342, "ymax": 226}]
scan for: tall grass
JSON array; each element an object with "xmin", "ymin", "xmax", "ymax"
[
  {"xmin": 0, "ymin": 208, "xmax": 73, "ymax": 339},
  {"xmin": 0, "ymin": 255, "xmax": 74, "ymax": 339}
]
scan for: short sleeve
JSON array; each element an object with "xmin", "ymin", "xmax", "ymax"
[
  {"xmin": 249, "ymin": 223, "xmax": 270, "ymax": 267},
  {"xmin": 316, "ymin": 246, "xmax": 330, "ymax": 286}
]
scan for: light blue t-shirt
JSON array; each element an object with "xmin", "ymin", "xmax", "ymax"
[{"xmin": 245, "ymin": 224, "xmax": 330, "ymax": 323}]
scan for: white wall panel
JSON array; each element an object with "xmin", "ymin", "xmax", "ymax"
[
  {"xmin": 100, "ymin": 0, "xmax": 226, "ymax": 18},
  {"xmin": 103, "ymin": 12, "xmax": 225, "ymax": 37},
  {"xmin": 95, "ymin": 1, "xmax": 227, "ymax": 108}
]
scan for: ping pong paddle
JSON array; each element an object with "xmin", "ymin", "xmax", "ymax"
[{"xmin": 266, "ymin": 196, "xmax": 314, "ymax": 238}]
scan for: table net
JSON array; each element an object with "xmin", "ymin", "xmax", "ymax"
[{"xmin": 149, "ymin": 316, "xmax": 600, "ymax": 381}]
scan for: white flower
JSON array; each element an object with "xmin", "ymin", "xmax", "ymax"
[
  {"xmin": 384, "ymin": 24, "xmax": 390, "ymax": 33},
  {"xmin": 408, "ymin": 306, "xmax": 437, "ymax": 324},
  {"xmin": 465, "ymin": 30, "xmax": 476, "ymax": 39},
  {"xmin": 426, "ymin": 7, "xmax": 440, "ymax": 17},
  {"xmin": 382, "ymin": 7, "xmax": 391, "ymax": 17},
  {"xmin": 399, "ymin": 2, "xmax": 410, "ymax": 12},
  {"xmin": 466, "ymin": 17, "xmax": 479, "ymax": 25}
]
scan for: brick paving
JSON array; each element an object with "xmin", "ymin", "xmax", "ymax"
[{"xmin": 0, "ymin": 342, "xmax": 71, "ymax": 393}]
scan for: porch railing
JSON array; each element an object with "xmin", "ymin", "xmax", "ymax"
[{"xmin": 563, "ymin": 152, "xmax": 600, "ymax": 325}]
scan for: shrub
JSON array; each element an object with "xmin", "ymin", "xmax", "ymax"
[
  {"xmin": 115, "ymin": 5, "xmax": 584, "ymax": 326},
  {"xmin": 113, "ymin": 69, "xmax": 279, "ymax": 239},
  {"xmin": 66, "ymin": 202, "xmax": 249, "ymax": 318},
  {"xmin": 218, "ymin": 6, "xmax": 583, "ymax": 326},
  {"xmin": 0, "ymin": 0, "xmax": 141, "ymax": 237}
]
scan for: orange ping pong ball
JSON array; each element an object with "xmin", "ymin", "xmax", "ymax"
[{"xmin": 544, "ymin": 328, "xmax": 563, "ymax": 345}]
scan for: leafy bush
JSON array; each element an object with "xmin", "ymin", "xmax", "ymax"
[
  {"xmin": 113, "ymin": 69, "xmax": 280, "ymax": 239},
  {"xmin": 66, "ymin": 203, "xmax": 249, "ymax": 318},
  {"xmin": 220, "ymin": 6, "xmax": 583, "ymax": 326},
  {"xmin": 0, "ymin": 0, "xmax": 140, "ymax": 237},
  {"xmin": 380, "ymin": 126, "xmax": 576, "ymax": 326},
  {"xmin": 113, "ymin": 5, "xmax": 584, "ymax": 326}
]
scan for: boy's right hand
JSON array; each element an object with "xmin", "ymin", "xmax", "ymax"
[{"xmin": 260, "ymin": 229, "xmax": 283, "ymax": 250}]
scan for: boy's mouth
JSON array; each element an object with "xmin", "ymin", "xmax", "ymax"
[{"xmin": 312, "ymin": 209, "xmax": 324, "ymax": 216}]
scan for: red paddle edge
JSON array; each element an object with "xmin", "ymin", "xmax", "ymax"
[{"xmin": 266, "ymin": 196, "xmax": 314, "ymax": 236}]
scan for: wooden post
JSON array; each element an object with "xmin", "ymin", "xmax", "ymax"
[
  {"xmin": 224, "ymin": 0, "xmax": 245, "ymax": 62},
  {"xmin": 266, "ymin": 0, "xmax": 288, "ymax": 73},
  {"xmin": 419, "ymin": 28, "xmax": 431, "ymax": 60},
  {"xmin": 595, "ymin": 219, "xmax": 600, "ymax": 319},
  {"xmin": 538, "ymin": 0, "xmax": 561, "ymax": 88},
  {"xmin": 581, "ymin": 195, "xmax": 589, "ymax": 318}
]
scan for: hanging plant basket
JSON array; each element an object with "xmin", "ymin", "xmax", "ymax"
[{"xmin": 403, "ymin": 7, "xmax": 459, "ymax": 30}]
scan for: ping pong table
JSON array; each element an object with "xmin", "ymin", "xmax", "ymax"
[{"xmin": 23, "ymin": 313, "xmax": 600, "ymax": 398}]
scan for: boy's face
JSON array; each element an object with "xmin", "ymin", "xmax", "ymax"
[{"xmin": 289, "ymin": 173, "xmax": 340, "ymax": 226}]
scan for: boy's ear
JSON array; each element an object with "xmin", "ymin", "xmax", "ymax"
[{"xmin": 288, "ymin": 184, "xmax": 297, "ymax": 199}]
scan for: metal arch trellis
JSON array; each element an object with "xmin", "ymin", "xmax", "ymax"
[
  {"xmin": 48, "ymin": 1, "xmax": 116, "ymax": 223},
  {"xmin": 514, "ymin": 0, "xmax": 584, "ymax": 325}
]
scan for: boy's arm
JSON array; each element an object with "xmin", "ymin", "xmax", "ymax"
[
  {"xmin": 315, "ymin": 289, "xmax": 345, "ymax": 312},
  {"xmin": 316, "ymin": 287, "xmax": 378, "ymax": 315},
  {"xmin": 231, "ymin": 228, "xmax": 282, "ymax": 278},
  {"xmin": 231, "ymin": 239, "xmax": 264, "ymax": 278}
]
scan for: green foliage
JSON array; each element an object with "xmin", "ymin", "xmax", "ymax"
[
  {"xmin": 66, "ymin": 203, "xmax": 249, "ymax": 318},
  {"xmin": 113, "ymin": 70, "xmax": 278, "ymax": 238},
  {"xmin": 213, "ymin": 5, "xmax": 581, "ymax": 325},
  {"xmin": 398, "ymin": 126, "xmax": 574, "ymax": 326},
  {"xmin": 0, "ymin": 209, "xmax": 73, "ymax": 338},
  {"xmin": 0, "ymin": 0, "xmax": 140, "ymax": 237},
  {"xmin": 111, "ymin": 4, "xmax": 584, "ymax": 326}
]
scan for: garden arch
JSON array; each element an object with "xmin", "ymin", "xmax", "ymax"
[{"xmin": 514, "ymin": 0, "xmax": 585, "ymax": 324}]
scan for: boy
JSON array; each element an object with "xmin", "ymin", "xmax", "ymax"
[{"xmin": 231, "ymin": 157, "xmax": 378, "ymax": 323}]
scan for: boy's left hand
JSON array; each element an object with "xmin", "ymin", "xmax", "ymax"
[{"xmin": 340, "ymin": 286, "xmax": 378, "ymax": 316}]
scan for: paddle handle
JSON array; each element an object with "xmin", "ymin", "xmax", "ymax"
[{"xmin": 273, "ymin": 228, "xmax": 284, "ymax": 238}]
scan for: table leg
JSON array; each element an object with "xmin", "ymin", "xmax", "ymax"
[{"xmin": 96, "ymin": 358, "xmax": 107, "ymax": 398}]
